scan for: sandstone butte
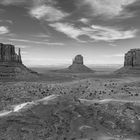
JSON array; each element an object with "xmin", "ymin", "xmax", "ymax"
[
  {"xmin": 68, "ymin": 55, "xmax": 93, "ymax": 73},
  {"xmin": 53, "ymin": 54, "xmax": 94, "ymax": 73},
  {"xmin": 0, "ymin": 43, "xmax": 38, "ymax": 80},
  {"xmin": 116, "ymin": 49, "xmax": 140, "ymax": 74}
]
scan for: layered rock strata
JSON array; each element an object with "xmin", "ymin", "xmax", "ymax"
[
  {"xmin": 0, "ymin": 43, "xmax": 38, "ymax": 80},
  {"xmin": 116, "ymin": 49, "xmax": 140, "ymax": 74}
]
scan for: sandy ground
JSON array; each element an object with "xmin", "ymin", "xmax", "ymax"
[
  {"xmin": 1, "ymin": 74, "xmax": 140, "ymax": 110},
  {"xmin": 0, "ymin": 73, "xmax": 140, "ymax": 139}
]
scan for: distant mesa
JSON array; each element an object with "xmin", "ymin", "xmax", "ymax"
[
  {"xmin": 116, "ymin": 49, "xmax": 140, "ymax": 74},
  {"xmin": 55, "ymin": 55, "xmax": 94, "ymax": 73},
  {"xmin": 0, "ymin": 43, "xmax": 38, "ymax": 80},
  {"xmin": 68, "ymin": 55, "xmax": 93, "ymax": 73}
]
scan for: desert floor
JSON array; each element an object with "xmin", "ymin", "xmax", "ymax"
[{"xmin": 0, "ymin": 72, "xmax": 140, "ymax": 140}]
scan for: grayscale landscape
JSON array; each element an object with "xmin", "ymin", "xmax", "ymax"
[{"xmin": 0, "ymin": 0, "xmax": 140, "ymax": 140}]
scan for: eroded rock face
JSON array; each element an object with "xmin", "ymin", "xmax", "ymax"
[
  {"xmin": 73, "ymin": 55, "xmax": 84, "ymax": 65},
  {"xmin": 0, "ymin": 43, "xmax": 38, "ymax": 80},
  {"xmin": 124, "ymin": 49, "xmax": 140, "ymax": 67},
  {"xmin": 0, "ymin": 43, "xmax": 22, "ymax": 64},
  {"xmin": 116, "ymin": 49, "xmax": 140, "ymax": 74}
]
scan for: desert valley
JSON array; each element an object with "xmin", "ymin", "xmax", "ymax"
[
  {"xmin": 0, "ymin": 0, "xmax": 140, "ymax": 139},
  {"xmin": 0, "ymin": 43, "xmax": 140, "ymax": 140}
]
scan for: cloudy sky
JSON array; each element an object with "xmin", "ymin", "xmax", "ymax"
[{"xmin": 0, "ymin": 0, "xmax": 140, "ymax": 66}]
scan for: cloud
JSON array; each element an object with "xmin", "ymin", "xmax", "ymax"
[
  {"xmin": 0, "ymin": 0, "xmax": 26, "ymax": 5},
  {"xmin": 103, "ymin": 54, "xmax": 124, "ymax": 58},
  {"xmin": 83, "ymin": 25, "xmax": 137, "ymax": 41},
  {"xmin": 0, "ymin": 26, "xmax": 9, "ymax": 34},
  {"xmin": 30, "ymin": 5, "xmax": 69, "ymax": 22},
  {"xmin": 15, "ymin": 45, "xmax": 30, "ymax": 49},
  {"xmin": 79, "ymin": 18, "xmax": 89, "ymax": 24},
  {"xmin": 8, "ymin": 38, "xmax": 64, "ymax": 46},
  {"xmin": 32, "ymin": 33, "xmax": 50, "ymax": 38},
  {"xmin": 2, "ymin": 0, "xmax": 68, "ymax": 22},
  {"xmin": 50, "ymin": 23, "xmax": 83, "ymax": 40},
  {"xmin": 81, "ymin": 0, "xmax": 137, "ymax": 18},
  {"xmin": 0, "ymin": 20, "xmax": 13, "ymax": 24},
  {"xmin": 49, "ymin": 22, "xmax": 137, "ymax": 42}
]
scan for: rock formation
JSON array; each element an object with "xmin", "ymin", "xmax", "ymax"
[
  {"xmin": 0, "ymin": 43, "xmax": 22, "ymax": 63},
  {"xmin": 124, "ymin": 49, "xmax": 140, "ymax": 67},
  {"xmin": 116, "ymin": 49, "xmax": 140, "ymax": 74},
  {"xmin": 56, "ymin": 55, "xmax": 93, "ymax": 73},
  {"xmin": 72, "ymin": 55, "xmax": 84, "ymax": 65},
  {"xmin": 0, "ymin": 43, "xmax": 38, "ymax": 80},
  {"xmin": 68, "ymin": 55, "xmax": 93, "ymax": 73}
]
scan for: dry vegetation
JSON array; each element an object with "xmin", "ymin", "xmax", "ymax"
[
  {"xmin": 0, "ymin": 75, "xmax": 140, "ymax": 140},
  {"xmin": 1, "ymin": 76, "xmax": 140, "ymax": 111}
]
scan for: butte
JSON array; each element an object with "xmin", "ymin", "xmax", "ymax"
[
  {"xmin": 116, "ymin": 49, "xmax": 140, "ymax": 74},
  {"xmin": 55, "ymin": 55, "xmax": 94, "ymax": 73},
  {"xmin": 0, "ymin": 43, "xmax": 38, "ymax": 80}
]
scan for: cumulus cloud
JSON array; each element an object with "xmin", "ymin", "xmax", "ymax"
[
  {"xmin": 30, "ymin": 5, "xmax": 69, "ymax": 22},
  {"xmin": 0, "ymin": 26, "xmax": 9, "ymax": 34},
  {"xmin": 49, "ymin": 22, "xmax": 137, "ymax": 42},
  {"xmin": 81, "ymin": 0, "xmax": 137, "ymax": 18}
]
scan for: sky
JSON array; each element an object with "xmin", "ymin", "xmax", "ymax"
[{"xmin": 0, "ymin": 0, "xmax": 140, "ymax": 67}]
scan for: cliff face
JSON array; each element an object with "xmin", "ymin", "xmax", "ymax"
[
  {"xmin": 116, "ymin": 49, "xmax": 140, "ymax": 74},
  {"xmin": 73, "ymin": 55, "xmax": 83, "ymax": 65},
  {"xmin": 124, "ymin": 49, "xmax": 140, "ymax": 67},
  {"xmin": 0, "ymin": 43, "xmax": 22, "ymax": 64},
  {"xmin": 0, "ymin": 43, "xmax": 38, "ymax": 80}
]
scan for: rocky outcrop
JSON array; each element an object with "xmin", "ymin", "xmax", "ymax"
[
  {"xmin": 124, "ymin": 49, "xmax": 140, "ymax": 67},
  {"xmin": 72, "ymin": 55, "xmax": 84, "ymax": 65},
  {"xmin": 0, "ymin": 43, "xmax": 22, "ymax": 64},
  {"xmin": 52, "ymin": 55, "xmax": 94, "ymax": 73},
  {"xmin": 0, "ymin": 43, "xmax": 38, "ymax": 80},
  {"xmin": 55, "ymin": 55, "xmax": 94, "ymax": 73},
  {"xmin": 68, "ymin": 55, "xmax": 93, "ymax": 73},
  {"xmin": 116, "ymin": 49, "xmax": 140, "ymax": 74}
]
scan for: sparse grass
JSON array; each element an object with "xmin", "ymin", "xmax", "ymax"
[
  {"xmin": 1, "ymin": 74, "xmax": 140, "ymax": 139},
  {"xmin": 1, "ymin": 75, "xmax": 140, "ymax": 110}
]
